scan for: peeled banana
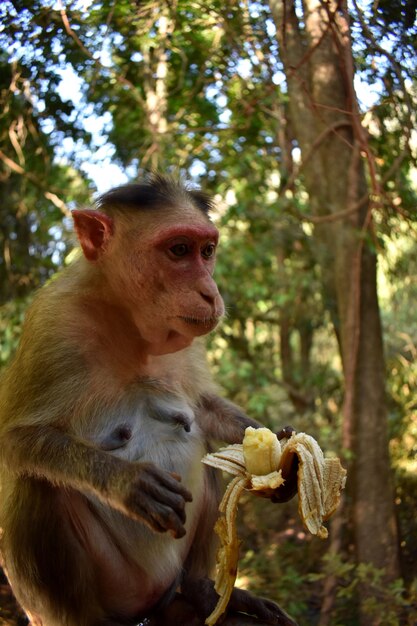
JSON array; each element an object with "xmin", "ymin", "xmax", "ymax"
[
  {"xmin": 243, "ymin": 426, "xmax": 282, "ymax": 475},
  {"xmin": 202, "ymin": 427, "xmax": 347, "ymax": 626}
]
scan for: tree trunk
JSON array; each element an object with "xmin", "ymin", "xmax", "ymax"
[
  {"xmin": 269, "ymin": 0, "xmax": 400, "ymax": 621},
  {"xmin": 141, "ymin": 7, "xmax": 172, "ymax": 170}
]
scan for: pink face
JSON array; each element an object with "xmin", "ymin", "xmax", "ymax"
[
  {"xmin": 141, "ymin": 222, "xmax": 225, "ymax": 341},
  {"xmin": 73, "ymin": 208, "xmax": 225, "ymax": 355}
]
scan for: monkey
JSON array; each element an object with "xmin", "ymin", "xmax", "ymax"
[{"xmin": 0, "ymin": 175, "xmax": 298, "ymax": 626}]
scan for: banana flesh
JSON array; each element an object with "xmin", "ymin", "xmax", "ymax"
[
  {"xmin": 243, "ymin": 426, "xmax": 282, "ymax": 475},
  {"xmin": 202, "ymin": 427, "xmax": 347, "ymax": 625}
]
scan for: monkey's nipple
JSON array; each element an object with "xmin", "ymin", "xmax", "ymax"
[
  {"xmin": 100, "ymin": 425, "xmax": 133, "ymax": 451},
  {"xmin": 172, "ymin": 413, "xmax": 192, "ymax": 432}
]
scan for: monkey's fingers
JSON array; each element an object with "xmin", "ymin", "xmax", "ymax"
[
  {"xmin": 142, "ymin": 497, "xmax": 189, "ymax": 538},
  {"xmin": 276, "ymin": 425, "xmax": 296, "ymax": 441},
  {"xmin": 133, "ymin": 462, "xmax": 193, "ymax": 502},
  {"xmin": 122, "ymin": 484, "xmax": 189, "ymax": 537},
  {"xmin": 123, "ymin": 463, "xmax": 193, "ymax": 536},
  {"xmin": 123, "ymin": 491, "xmax": 188, "ymax": 538},
  {"xmin": 144, "ymin": 466, "xmax": 193, "ymax": 507},
  {"xmin": 145, "ymin": 480, "xmax": 190, "ymax": 525},
  {"xmin": 160, "ymin": 470, "xmax": 194, "ymax": 502},
  {"xmin": 271, "ymin": 456, "xmax": 299, "ymax": 503}
]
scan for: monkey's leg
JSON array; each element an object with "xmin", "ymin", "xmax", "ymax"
[
  {"xmin": 150, "ymin": 594, "xmax": 296, "ymax": 626},
  {"xmin": 149, "ymin": 593, "xmax": 297, "ymax": 626},
  {"xmin": 3, "ymin": 478, "xmax": 102, "ymax": 626},
  {"xmin": 179, "ymin": 578, "xmax": 298, "ymax": 626}
]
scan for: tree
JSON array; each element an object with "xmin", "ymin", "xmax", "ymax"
[
  {"xmin": 267, "ymin": 0, "xmax": 415, "ymax": 621},
  {"xmin": 0, "ymin": 20, "xmax": 92, "ymax": 305},
  {"xmin": 1, "ymin": 1, "xmax": 417, "ymax": 624}
]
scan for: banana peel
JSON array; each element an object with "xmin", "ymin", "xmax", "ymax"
[{"xmin": 202, "ymin": 428, "xmax": 347, "ymax": 626}]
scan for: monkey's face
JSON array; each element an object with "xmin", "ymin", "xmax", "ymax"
[
  {"xmin": 125, "ymin": 212, "xmax": 225, "ymax": 353},
  {"xmin": 73, "ymin": 204, "xmax": 225, "ymax": 355}
]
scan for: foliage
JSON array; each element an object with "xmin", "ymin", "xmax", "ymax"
[
  {"xmin": 236, "ymin": 494, "xmax": 321, "ymax": 622},
  {"xmin": 0, "ymin": 1, "xmax": 417, "ymax": 624},
  {"xmin": 0, "ymin": 40, "xmax": 91, "ymax": 304},
  {"xmin": 0, "ymin": 297, "xmax": 30, "ymax": 366},
  {"xmin": 394, "ymin": 469, "xmax": 417, "ymax": 586},
  {"xmin": 308, "ymin": 553, "xmax": 417, "ymax": 625}
]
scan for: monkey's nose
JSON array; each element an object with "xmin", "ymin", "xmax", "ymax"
[
  {"xmin": 200, "ymin": 290, "xmax": 216, "ymax": 305},
  {"xmin": 198, "ymin": 276, "xmax": 220, "ymax": 306}
]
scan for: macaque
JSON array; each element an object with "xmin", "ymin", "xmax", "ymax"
[{"xmin": 0, "ymin": 175, "xmax": 297, "ymax": 626}]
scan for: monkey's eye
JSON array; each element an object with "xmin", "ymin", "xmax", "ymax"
[
  {"xmin": 201, "ymin": 243, "xmax": 216, "ymax": 259},
  {"xmin": 169, "ymin": 243, "xmax": 189, "ymax": 257}
]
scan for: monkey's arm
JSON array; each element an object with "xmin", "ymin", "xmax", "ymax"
[
  {"xmin": 196, "ymin": 394, "xmax": 261, "ymax": 443},
  {"xmin": 197, "ymin": 393, "xmax": 294, "ymax": 443},
  {"xmin": 0, "ymin": 424, "xmax": 192, "ymax": 538}
]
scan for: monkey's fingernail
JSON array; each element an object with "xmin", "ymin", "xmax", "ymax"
[{"xmin": 171, "ymin": 527, "xmax": 186, "ymax": 539}]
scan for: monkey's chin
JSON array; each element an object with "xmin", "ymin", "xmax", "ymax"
[{"xmin": 147, "ymin": 318, "xmax": 220, "ymax": 355}]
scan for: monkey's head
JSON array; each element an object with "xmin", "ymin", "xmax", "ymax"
[{"xmin": 72, "ymin": 175, "xmax": 225, "ymax": 355}]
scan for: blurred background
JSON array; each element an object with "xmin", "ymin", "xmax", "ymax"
[{"xmin": 0, "ymin": 1, "xmax": 416, "ymax": 624}]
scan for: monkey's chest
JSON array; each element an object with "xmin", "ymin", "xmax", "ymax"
[
  {"xmin": 93, "ymin": 391, "xmax": 205, "ymax": 474},
  {"xmin": 81, "ymin": 391, "xmax": 207, "ymax": 595}
]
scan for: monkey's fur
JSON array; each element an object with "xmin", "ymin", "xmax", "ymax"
[{"xmin": 0, "ymin": 176, "xmax": 297, "ymax": 626}]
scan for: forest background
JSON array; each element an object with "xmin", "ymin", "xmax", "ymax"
[{"xmin": 0, "ymin": 1, "xmax": 416, "ymax": 625}]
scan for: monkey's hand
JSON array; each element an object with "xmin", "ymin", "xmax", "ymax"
[
  {"xmin": 105, "ymin": 461, "xmax": 193, "ymax": 538},
  {"xmin": 270, "ymin": 426, "xmax": 298, "ymax": 503}
]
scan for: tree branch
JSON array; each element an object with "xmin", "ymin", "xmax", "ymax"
[
  {"xmin": 0, "ymin": 150, "xmax": 71, "ymax": 217},
  {"xmin": 58, "ymin": 1, "xmax": 146, "ymax": 108}
]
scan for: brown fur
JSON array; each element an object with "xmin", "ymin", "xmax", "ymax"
[{"xmin": 0, "ymin": 175, "xmax": 296, "ymax": 626}]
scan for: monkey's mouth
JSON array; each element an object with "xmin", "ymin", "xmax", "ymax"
[{"xmin": 178, "ymin": 315, "xmax": 219, "ymax": 328}]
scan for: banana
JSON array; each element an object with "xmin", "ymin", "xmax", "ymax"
[
  {"xmin": 202, "ymin": 427, "xmax": 347, "ymax": 625},
  {"xmin": 242, "ymin": 426, "xmax": 282, "ymax": 475}
]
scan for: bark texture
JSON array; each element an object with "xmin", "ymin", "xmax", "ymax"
[{"xmin": 269, "ymin": 0, "xmax": 400, "ymax": 620}]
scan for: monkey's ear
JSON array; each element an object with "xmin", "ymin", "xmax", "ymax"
[{"xmin": 72, "ymin": 210, "xmax": 114, "ymax": 262}]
